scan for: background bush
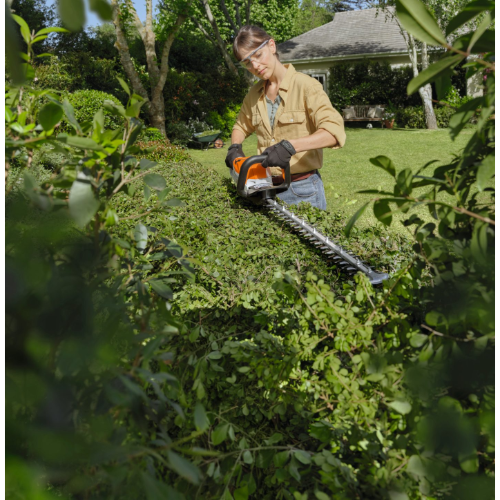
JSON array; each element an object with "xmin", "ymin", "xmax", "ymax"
[
  {"xmin": 329, "ymin": 59, "xmax": 468, "ymax": 111},
  {"xmin": 163, "ymin": 69, "xmax": 247, "ymax": 129},
  {"xmin": 60, "ymin": 90, "xmax": 123, "ymax": 131},
  {"xmin": 395, "ymin": 105, "xmax": 461, "ymax": 129},
  {"xmin": 329, "ymin": 60, "xmax": 422, "ymax": 109},
  {"xmin": 34, "ymin": 54, "xmax": 124, "ymax": 96}
]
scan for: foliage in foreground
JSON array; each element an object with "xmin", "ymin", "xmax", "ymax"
[{"xmin": 5, "ymin": 1, "xmax": 495, "ymax": 499}]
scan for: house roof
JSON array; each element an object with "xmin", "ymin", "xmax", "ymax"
[{"xmin": 278, "ymin": 8, "xmax": 408, "ymax": 62}]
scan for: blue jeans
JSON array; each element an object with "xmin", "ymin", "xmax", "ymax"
[{"xmin": 277, "ymin": 171, "xmax": 327, "ymax": 210}]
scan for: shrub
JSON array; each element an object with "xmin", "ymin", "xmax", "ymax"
[
  {"xmin": 395, "ymin": 105, "xmax": 463, "ymax": 129},
  {"xmin": 395, "ymin": 106, "xmax": 426, "ymax": 128},
  {"xmin": 329, "ymin": 60, "xmax": 422, "ymax": 109},
  {"xmin": 34, "ymin": 54, "xmax": 125, "ymax": 97},
  {"xmin": 163, "ymin": 69, "xmax": 248, "ymax": 124},
  {"xmin": 61, "ymin": 89, "xmax": 123, "ymax": 132},
  {"xmin": 136, "ymin": 138, "xmax": 191, "ymax": 163},
  {"xmin": 206, "ymin": 103, "xmax": 242, "ymax": 138},
  {"xmin": 166, "ymin": 118, "xmax": 216, "ymax": 146},
  {"xmin": 34, "ymin": 56, "xmax": 78, "ymax": 92}
]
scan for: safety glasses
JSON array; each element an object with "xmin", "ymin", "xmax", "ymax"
[{"xmin": 240, "ymin": 39, "xmax": 270, "ymax": 68}]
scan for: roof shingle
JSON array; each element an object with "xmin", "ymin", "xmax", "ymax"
[{"xmin": 278, "ymin": 8, "xmax": 408, "ymax": 61}]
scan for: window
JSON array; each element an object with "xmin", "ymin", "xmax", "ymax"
[{"xmin": 311, "ymin": 73, "xmax": 327, "ymax": 91}]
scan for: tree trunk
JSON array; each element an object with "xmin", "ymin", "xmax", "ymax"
[
  {"xmin": 200, "ymin": 0, "xmax": 239, "ymax": 76},
  {"xmin": 420, "ymin": 42, "xmax": 437, "ymax": 129},
  {"xmin": 111, "ymin": 0, "xmax": 191, "ymax": 138},
  {"xmin": 407, "ymin": 34, "xmax": 437, "ymax": 130}
]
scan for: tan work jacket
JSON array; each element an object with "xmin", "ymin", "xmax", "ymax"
[{"xmin": 232, "ymin": 64, "xmax": 346, "ymax": 175}]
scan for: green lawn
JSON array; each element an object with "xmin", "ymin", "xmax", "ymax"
[{"xmin": 188, "ymin": 127, "xmax": 475, "ymax": 233}]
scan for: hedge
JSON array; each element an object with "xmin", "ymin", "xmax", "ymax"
[
  {"xmin": 395, "ymin": 105, "xmax": 457, "ymax": 129},
  {"xmin": 61, "ymin": 89, "xmax": 123, "ymax": 132},
  {"xmin": 329, "ymin": 60, "xmax": 422, "ymax": 109}
]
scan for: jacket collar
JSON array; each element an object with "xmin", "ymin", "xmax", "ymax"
[{"xmin": 257, "ymin": 63, "xmax": 296, "ymax": 96}]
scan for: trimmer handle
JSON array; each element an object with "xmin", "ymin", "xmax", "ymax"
[{"xmin": 235, "ymin": 154, "xmax": 292, "ymax": 198}]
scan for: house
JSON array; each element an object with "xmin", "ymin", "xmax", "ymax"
[
  {"xmin": 278, "ymin": 8, "xmax": 409, "ymax": 91},
  {"xmin": 278, "ymin": 8, "xmax": 481, "ymax": 97}
]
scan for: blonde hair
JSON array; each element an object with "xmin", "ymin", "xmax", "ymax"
[{"xmin": 233, "ymin": 25, "xmax": 280, "ymax": 61}]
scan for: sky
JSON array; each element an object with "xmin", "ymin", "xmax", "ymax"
[{"xmin": 48, "ymin": 0, "xmax": 160, "ymax": 28}]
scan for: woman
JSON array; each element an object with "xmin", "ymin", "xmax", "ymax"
[{"xmin": 225, "ymin": 25, "xmax": 346, "ymax": 210}]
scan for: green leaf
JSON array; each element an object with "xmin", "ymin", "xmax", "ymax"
[
  {"xmin": 134, "ymin": 223, "xmax": 148, "ymax": 251},
  {"xmin": 370, "ymin": 156, "xmax": 396, "ymax": 177},
  {"xmin": 243, "ymin": 450, "xmax": 254, "ymax": 464},
  {"xmin": 38, "ymin": 102, "xmax": 63, "ymax": 131},
  {"xmin": 58, "ymin": 0, "xmax": 86, "ymax": 31},
  {"xmin": 35, "ymin": 27, "xmax": 70, "ymax": 36},
  {"xmin": 167, "ymin": 450, "xmax": 201, "ymax": 484},
  {"xmin": 448, "ymin": 97, "xmax": 482, "ymax": 139},
  {"xmin": 373, "ymin": 200, "xmax": 392, "ymax": 226},
  {"xmin": 32, "ymin": 35, "xmax": 48, "ymax": 44},
  {"xmin": 294, "ymin": 450, "xmax": 311, "ymax": 465},
  {"xmin": 459, "ymin": 451, "xmax": 479, "ymax": 473},
  {"xmin": 396, "ymin": 0, "xmax": 446, "ymax": 46},
  {"xmin": 141, "ymin": 473, "xmax": 184, "ymax": 500},
  {"xmin": 395, "ymin": 168, "xmax": 413, "ymax": 196},
  {"xmin": 144, "ymin": 173, "xmax": 166, "ymax": 191},
  {"xmin": 314, "ymin": 492, "xmax": 330, "ymax": 500},
  {"xmin": 387, "ymin": 400, "xmax": 412, "ymax": 415},
  {"xmin": 410, "ymin": 333, "xmax": 428, "ymax": 348},
  {"xmin": 274, "ymin": 451, "xmax": 289, "ymax": 467},
  {"xmin": 212, "ymin": 423, "xmax": 229, "ymax": 445},
  {"xmin": 344, "ymin": 201, "xmax": 369, "ymax": 237},
  {"xmin": 5, "ymin": 8, "xmax": 25, "ymax": 85},
  {"xmin": 89, "ymin": 0, "xmax": 113, "ymax": 20},
  {"xmin": 266, "ymin": 433, "xmax": 283, "ymax": 445},
  {"xmin": 158, "ymin": 187, "xmax": 172, "ymax": 203},
  {"xmin": 149, "ymin": 280, "xmax": 173, "ymax": 300},
  {"xmin": 194, "ymin": 402, "xmax": 209, "ymax": 432},
  {"xmin": 476, "ymin": 155, "xmax": 495, "ymax": 191},
  {"xmin": 126, "ymin": 101, "xmax": 143, "ymax": 118},
  {"xmin": 468, "ymin": 11, "xmax": 494, "ymax": 52},
  {"xmin": 103, "ymin": 99, "xmax": 126, "ymax": 117},
  {"xmin": 56, "ymin": 134, "xmax": 103, "ymax": 151},
  {"xmin": 446, "ymin": 0, "xmax": 494, "ymax": 35},
  {"xmin": 93, "ymin": 109, "xmax": 105, "ymax": 132},
  {"xmin": 407, "ymin": 455, "xmax": 426, "ymax": 477},
  {"xmin": 407, "ymin": 55, "xmax": 463, "ymax": 95},
  {"xmin": 208, "ymin": 351, "xmax": 222, "ymax": 360},
  {"xmin": 68, "ymin": 172, "xmax": 100, "ymax": 227},
  {"xmin": 435, "ymin": 72, "xmax": 452, "ymax": 101},
  {"xmin": 62, "ymin": 99, "xmax": 82, "ymax": 133},
  {"xmin": 163, "ymin": 198, "xmax": 185, "ymax": 207},
  {"xmin": 117, "ymin": 76, "xmax": 131, "ymax": 96},
  {"xmin": 12, "ymin": 14, "xmax": 31, "ymax": 45},
  {"xmin": 144, "ymin": 185, "xmax": 151, "ymax": 202},
  {"xmin": 140, "ymin": 158, "xmax": 157, "ymax": 170}
]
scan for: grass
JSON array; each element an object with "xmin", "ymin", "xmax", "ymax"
[{"xmin": 187, "ymin": 127, "xmax": 476, "ymax": 234}]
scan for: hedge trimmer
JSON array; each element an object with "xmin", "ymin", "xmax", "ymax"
[{"xmin": 230, "ymin": 155, "xmax": 389, "ymax": 286}]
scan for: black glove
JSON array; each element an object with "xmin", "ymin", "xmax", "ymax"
[
  {"xmin": 225, "ymin": 143, "xmax": 245, "ymax": 169},
  {"xmin": 262, "ymin": 140, "xmax": 296, "ymax": 169}
]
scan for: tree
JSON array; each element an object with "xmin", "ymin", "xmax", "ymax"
[
  {"xmin": 159, "ymin": 0, "xmax": 302, "ymax": 82},
  {"xmin": 111, "ymin": 0, "xmax": 193, "ymax": 136},
  {"xmin": 9, "ymin": 0, "xmax": 56, "ymax": 53},
  {"xmin": 294, "ymin": 0, "xmax": 367, "ymax": 36},
  {"xmin": 375, "ymin": 0, "xmax": 476, "ymax": 129}
]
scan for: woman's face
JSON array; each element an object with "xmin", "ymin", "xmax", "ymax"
[{"xmin": 240, "ymin": 39, "xmax": 277, "ymax": 80}]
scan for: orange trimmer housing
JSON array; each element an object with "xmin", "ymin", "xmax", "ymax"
[
  {"xmin": 230, "ymin": 155, "xmax": 291, "ymax": 201},
  {"xmin": 232, "ymin": 156, "xmax": 284, "ymax": 182}
]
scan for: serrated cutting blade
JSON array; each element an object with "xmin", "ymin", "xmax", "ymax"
[{"xmin": 265, "ymin": 199, "xmax": 389, "ymax": 286}]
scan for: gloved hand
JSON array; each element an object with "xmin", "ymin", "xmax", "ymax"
[
  {"xmin": 225, "ymin": 143, "xmax": 245, "ymax": 169},
  {"xmin": 262, "ymin": 140, "xmax": 296, "ymax": 169}
]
